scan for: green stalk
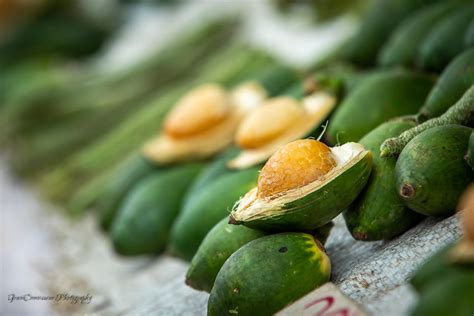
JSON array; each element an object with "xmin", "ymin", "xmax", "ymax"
[{"xmin": 380, "ymin": 85, "xmax": 474, "ymax": 157}]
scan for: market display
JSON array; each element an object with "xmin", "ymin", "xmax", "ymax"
[{"xmin": 2, "ymin": 0, "xmax": 474, "ymax": 315}]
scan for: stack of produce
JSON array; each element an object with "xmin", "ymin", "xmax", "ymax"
[
  {"xmin": 37, "ymin": 40, "xmax": 278, "ymax": 208},
  {"xmin": 98, "ymin": 61, "xmax": 367, "ymax": 258},
  {"xmin": 104, "ymin": 64, "xmax": 301, "ymax": 255},
  {"xmin": 183, "ymin": 2, "xmax": 473, "ymax": 314},
  {"xmin": 3, "ymin": 0, "xmax": 474, "ymax": 314},
  {"xmin": 195, "ymin": 83, "xmax": 473, "ymax": 315}
]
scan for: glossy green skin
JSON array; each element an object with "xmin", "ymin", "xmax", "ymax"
[
  {"xmin": 98, "ymin": 154, "xmax": 159, "ymax": 231},
  {"xmin": 208, "ymin": 232, "xmax": 331, "ymax": 316},
  {"xmin": 396, "ymin": 125, "xmax": 473, "ymax": 216},
  {"xmin": 344, "ymin": 120, "xmax": 424, "ymax": 241},
  {"xmin": 182, "ymin": 147, "xmax": 239, "ymax": 209},
  {"xmin": 186, "ymin": 217, "xmax": 267, "ymax": 292},
  {"xmin": 168, "ymin": 167, "xmax": 260, "ymax": 261},
  {"xmin": 327, "ymin": 70, "xmax": 434, "ymax": 144},
  {"xmin": 186, "ymin": 219, "xmax": 334, "ymax": 293},
  {"xmin": 110, "ymin": 164, "xmax": 203, "ymax": 256},
  {"xmin": 419, "ymin": 48, "xmax": 474, "ymax": 121},
  {"xmin": 341, "ymin": 0, "xmax": 438, "ymax": 66},
  {"xmin": 378, "ymin": 2, "xmax": 460, "ymax": 67},
  {"xmin": 410, "ymin": 243, "xmax": 474, "ymax": 316},
  {"xmin": 417, "ymin": 5, "xmax": 474, "ymax": 71},
  {"xmin": 234, "ymin": 152, "xmax": 372, "ymax": 231},
  {"xmin": 468, "ymin": 131, "xmax": 474, "ymax": 169}
]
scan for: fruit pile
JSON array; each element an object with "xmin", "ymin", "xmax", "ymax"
[
  {"xmin": 2, "ymin": 0, "xmax": 474, "ymax": 315},
  {"xmin": 410, "ymin": 185, "xmax": 474, "ymax": 316}
]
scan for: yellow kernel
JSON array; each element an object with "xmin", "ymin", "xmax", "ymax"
[
  {"xmin": 258, "ymin": 139, "xmax": 336, "ymax": 198},
  {"xmin": 236, "ymin": 97, "xmax": 305, "ymax": 149},
  {"xmin": 164, "ymin": 84, "xmax": 230, "ymax": 139}
]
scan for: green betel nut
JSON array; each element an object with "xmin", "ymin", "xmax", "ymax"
[
  {"xmin": 169, "ymin": 167, "xmax": 260, "ymax": 261},
  {"xmin": 186, "ymin": 218, "xmax": 333, "ymax": 293},
  {"xmin": 110, "ymin": 164, "xmax": 203, "ymax": 255},
  {"xmin": 231, "ymin": 140, "xmax": 372, "ymax": 231},
  {"xmin": 185, "ymin": 217, "xmax": 267, "ymax": 293},
  {"xmin": 380, "ymin": 85, "xmax": 474, "ymax": 158},
  {"xmin": 97, "ymin": 154, "xmax": 158, "ymax": 231},
  {"xmin": 208, "ymin": 232, "xmax": 331, "ymax": 316},
  {"xmin": 327, "ymin": 69, "xmax": 434, "ymax": 144},
  {"xmin": 419, "ymin": 48, "xmax": 474, "ymax": 121},
  {"xmin": 344, "ymin": 120, "xmax": 424, "ymax": 241},
  {"xmin": 395, "ymin": 125, "xmax": 473, "ymax": 217}
]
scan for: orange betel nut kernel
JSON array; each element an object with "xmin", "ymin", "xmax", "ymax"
[{"xmin": 258, "ymin": 139, "xmax": 336, "ymax": 198}]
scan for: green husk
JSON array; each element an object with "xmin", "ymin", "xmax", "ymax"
[
  {"xmin": 208, "ymin": 232, "xmax": 331, "ymax": 316},
  {"xmin": 182, "ymin": 147, "xmax": 241, "ymax": 207},
  {"xmin": 230, "ymin": 143, "xmax": 372, "ymax": 231},
  {"xmin": 97, "ymin": 155, "xmax": 160, "ymax": 231},
  {"xmin": 185, "ymin": 217, "xmax": 267, "ymax": 293},
  {"xmin": 418, "ymin": 48, "xmax": 474, "ymax": 121},
  {"xmin": 394, "ymin": 125, "xmax": 473, "ymax": 217},
  {"xmin": 110, "ymin": 163, "xmax": 203, "ymax": 256},
  {"xmin": 380, "ymin": 85, "xmax": 474, "ymax": 157},
  {"xmin": 186, "ymin": 219, "xmax": 333, "ymax": 293},
  {"xmin": 169, "ymin": 167, "xmax": 260, "ymax": 261},
  {"xmin": 327, "ymin": 69, "xmax": 434, "ymax": 145}
]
